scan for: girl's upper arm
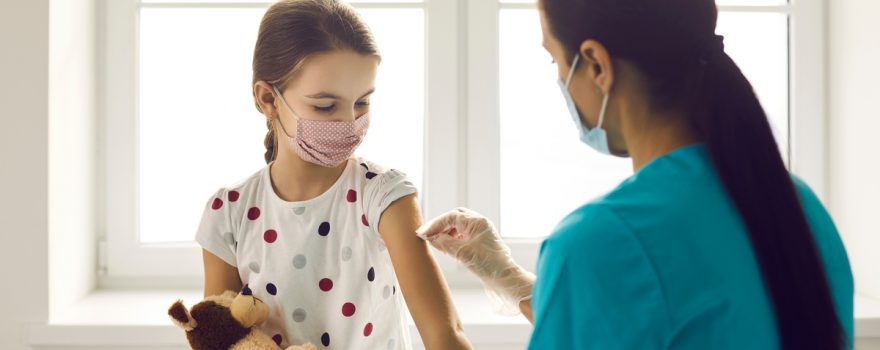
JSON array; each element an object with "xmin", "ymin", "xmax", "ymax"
[
  {"xmin": 202, "ymin": 249, "xmax": 242, "ymax": 298},
  {"xmin": 378, "ymin": 194, "xmax": 472, "ymax": 349}
]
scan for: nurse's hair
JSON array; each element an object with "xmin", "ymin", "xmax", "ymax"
[
  {"xmin": 541, "ymin": 0, "xmax": 845, "ymax": 349},
  {"xmin": 251, "ymin": 0, "xmax": 379, "ymax": 163}
]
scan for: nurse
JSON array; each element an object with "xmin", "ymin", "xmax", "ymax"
[{"xmin": 418, "ymin": 0, "xmax": 854, "ymax": 349}]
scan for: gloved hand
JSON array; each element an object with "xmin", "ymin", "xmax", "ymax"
[{"xmin": 416, "ymin": 207, "xmax": 535, "ymax": 315}]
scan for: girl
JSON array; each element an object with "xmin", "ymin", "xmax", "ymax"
[{"xmin": 196, "ymin": 1, "xmax": 471, "ymax": 349}]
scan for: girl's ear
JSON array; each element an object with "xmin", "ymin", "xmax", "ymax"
[{"xmin": 254, "ymin": 81, "xmax": 279, "ymax": 120}]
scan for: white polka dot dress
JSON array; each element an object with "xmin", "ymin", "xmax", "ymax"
[{"xmin": 196, "ymin": 157, "xmax": 416, "ymax": 349}]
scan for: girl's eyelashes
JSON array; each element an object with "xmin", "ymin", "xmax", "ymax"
[
  {"xmin": 314, "ymin": 105, "xmax": 335, "ymax": 113},
  {"xmin": 312, "ymin": 101, "xmax": 369, "ymax": 113}
]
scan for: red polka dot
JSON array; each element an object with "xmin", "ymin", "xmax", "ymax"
[
  {"xmin": 227, "ymin": 190, "xmax": 240, "ymax": 202},
  {"xmin": 264, "ymin": 229, "xmax": 277, "ymax": 243},
  {"xmin": 361, "ymin": 214, "xmax": 368, "ymax": 226},
  {"xmin": 319, "ymin": 278, "xmax": 333, "ymax": 292},
  {"xmin": 272, "ymin": 334, "xmax": 282, "ymax": 346},
  {"xmin": 247, "ymin": 207, "xmax": 260, "ymax": 220},
  {"xmin": 211, "ymin": 198, "xmax": 223, "ymax": 210},
  {"xmin": 342, "ymin": 302, "xmax": 356, "ymax": 317},
  {"xmin": 346, "ymin": 190, "xmax": 357, "ymax": 203},
  {"xmin": 363, "ymin": 322, "xmax": 373, "ymax": 337}
]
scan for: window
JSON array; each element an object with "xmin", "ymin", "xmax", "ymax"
[
  {"xmin": 102, "ymin": 0, "xmax": 826, "ymax": 283},
  {"xmin": 102, "ymin": 0, "xmax": 428, "ymax": 281},
  {"xmin": 494, "ymin": 2, "xmax": 791, "ymax": 237}
]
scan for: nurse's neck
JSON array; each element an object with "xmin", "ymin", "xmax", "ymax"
[{"xmin": 614, "ymin": 95, "xmax": 700, "ymax": 172}]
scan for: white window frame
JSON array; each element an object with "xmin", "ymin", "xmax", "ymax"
[{"xmin": 100, "ymin": 0, "xmax": 827, "ymax": 288}]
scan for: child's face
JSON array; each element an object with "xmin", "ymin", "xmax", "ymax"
[{"xmin": 276, "ymin": 50, "xmax": 379, "ymax": 123}]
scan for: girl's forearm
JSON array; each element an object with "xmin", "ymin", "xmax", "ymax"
[
  {"xmin": 520, "ymin": 298, "xmax": 534, "ymax": 324},
  {"xmin": 422, "ymin": 326, "xmax": 473, "ymax": 350}
]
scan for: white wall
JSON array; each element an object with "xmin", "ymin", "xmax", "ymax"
[
  {"xmin": 48, "ymin": 0, "xmax": 98, "ymax": 322},
  {"xmin": 1, "ymin": 0, "xmax": 97, "ymax": 348},
  {"xmin": 828, "ymin": 0, "xmax": 880, "ymax": 301},
  {"xmin": 0, "ymin": 1, "xmax": 50, "ymax": 349}
]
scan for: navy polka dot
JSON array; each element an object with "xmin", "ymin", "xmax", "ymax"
[
  {"xmin": 266, "ymin": 283, "xmax": 277, "ymax": 295},
  {"xmin": 321, "ymin": 332, "xmax": 330, "ymax": 346},
  {"xmin": 318, "ymin": 222, "xmax": 331, "ymax": 236},
  {"xmin": 367, "ymin": 267, "xmax": 375, "ymax": 282},
  {"xmin": 366, "ymin": 171, "xmax": 377, "ymax": 179}
]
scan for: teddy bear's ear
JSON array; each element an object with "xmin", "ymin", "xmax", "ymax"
[{"xmin": 168, "ymin": 300, "xmax": 198, "ymax": 331}]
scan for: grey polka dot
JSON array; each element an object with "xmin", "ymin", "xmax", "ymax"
[
  {"xmin": 223, "ymin": 232, "xmax": 235, "ymax": 245},
  {"xmin": 382, "ymin": 285, "xmax": 391, "ymax": 299},
  {"xmin": 248, "ymin": 261, "xmax": 260, "ymax": 273},
  {"xmin": 293, "ymin": 254, "xmax": 307, "ymax": 269},
  {"xmin": 341, "ymin": 247, "xmax": 352, "ymax": 261},
  {"xmin": 293, "ymin": 207, "xmax": 305, "ymax": 215},
  {"xmin": 291, "ymin": 308, "xmax": 307, "ymax": 322},
  {"xmin": 387, "ymin": 338, "xmax": 396, "ymax": 350}
]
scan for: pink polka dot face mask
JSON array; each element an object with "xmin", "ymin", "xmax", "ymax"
[{"xmin": 273, "ymin": 85, "xmax": 370, "ymax": 167}]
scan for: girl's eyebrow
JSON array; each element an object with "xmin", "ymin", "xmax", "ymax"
[{"xmin": 305, "ymin": 88, "xmax": 376, "ymax": 100}]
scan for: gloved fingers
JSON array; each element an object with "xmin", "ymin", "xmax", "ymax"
[
  {"xmin": 416, "ymin": 207, "xmax": 492, "ymax": 241},
  {"xmin": 427, "ymin": 228, "xmax": 467, "ymax": 253},
  {"xmin": 416, "ymin": 209, "xmax": 461, "ymax": 240}
]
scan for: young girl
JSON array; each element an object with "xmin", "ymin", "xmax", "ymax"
[{"xmin": 195, "ymin": 1, "xmax": 471, "ymax": 349}]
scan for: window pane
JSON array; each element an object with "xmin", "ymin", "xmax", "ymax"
[
  {"xmin": 716, "ymin": 11, "xmax": 789, "ymax": 157},
  {"xmin": 494, "ymin": 0, "xmax": 793, "ymax": 5},
  {"xmin": 142, "ymin": 0, "xmax": 423, "ymax": 3},
  {"xmin": 716, "ymin": 0, "xmax": 786, "ymax": 5},
  {"xmin": 355, "ymin": 9, "xmax": 425, "ymax": 190},
  {"xmin": 498, "ymin": 9, "xmax": 789, "ymax": 238},
  {"xmin": 499, "ymin": 0, "xmax": 786, "ymax": 4},
  {"xmin": 139, "ymin": 8, "xmax": 424, "ymax": 243},
  {"xmin": 499, "ymin": 9, "xmax": 633, "ymax": 238}
]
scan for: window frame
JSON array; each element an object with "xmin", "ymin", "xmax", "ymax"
[{"xmin": 100, "ymin": 0, "xmax": 827, "ymax": 288}]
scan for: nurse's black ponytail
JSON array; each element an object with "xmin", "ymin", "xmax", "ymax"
[{"xmin": 541, "ymin": 0, "xmax": 845, "ymax": 349}]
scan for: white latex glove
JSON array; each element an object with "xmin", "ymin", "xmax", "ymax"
[{"xmin": 416, "ymin": 208, "xmax": 535, "ymax": 315}]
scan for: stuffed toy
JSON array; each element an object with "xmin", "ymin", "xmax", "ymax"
[{"xmin": 169, "ymin": 286, "xmax": 315, "ymax": 350}]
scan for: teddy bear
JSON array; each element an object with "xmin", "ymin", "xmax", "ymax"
[{"xmin": 169, "ymin": 286, "xmax": 316, "ymax": 350}]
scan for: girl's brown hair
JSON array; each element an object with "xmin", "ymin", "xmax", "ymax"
[{"xmin": 252, "ymin": 0, "xmax": 379, "ymax": 163}]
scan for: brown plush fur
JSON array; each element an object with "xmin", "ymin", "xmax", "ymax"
[
  {"xmin": 189, "ymin": 299, "xmax": 252, "ymax": 349},
  {"xmin": 169, "ymin": 290, "xmax": 316, "ymax": 350}
]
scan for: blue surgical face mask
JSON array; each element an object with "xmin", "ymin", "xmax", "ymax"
[{"xmin": 557, "ymin": 53, "xmax": 613, "ymax": 155}]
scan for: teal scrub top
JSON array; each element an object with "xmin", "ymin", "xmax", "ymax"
[{"xmin": 528, "ymin": 144, "xmax": 854, "ymax": 349}]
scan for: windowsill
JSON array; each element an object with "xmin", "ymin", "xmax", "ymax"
[
  {"xmin": 26, "ymin": 288, "xmax": 530, "ymax": 348},
  {"xmin": 26, "ymin": 289, "xmax": 880, "ymax": 348}
]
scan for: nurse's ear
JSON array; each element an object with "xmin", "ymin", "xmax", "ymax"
[{"xmin": 577, "ymin": 39, "xmax": 615, "ymax": 94}]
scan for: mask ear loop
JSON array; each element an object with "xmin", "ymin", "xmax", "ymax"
[
  {"xmin": 566, "ymin": 53, "xmax": 610, "ymax": 130},
  {"xmin": 564, "ymin": 53, "xmax": 580, "ymax": 88},
  {"xmin": 596, "ymin": 91, "xmax": 610, "ymax": 129},
  {"xmin": 271, "ymin": 85, "xmax": 298, "ymax": 139}
]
